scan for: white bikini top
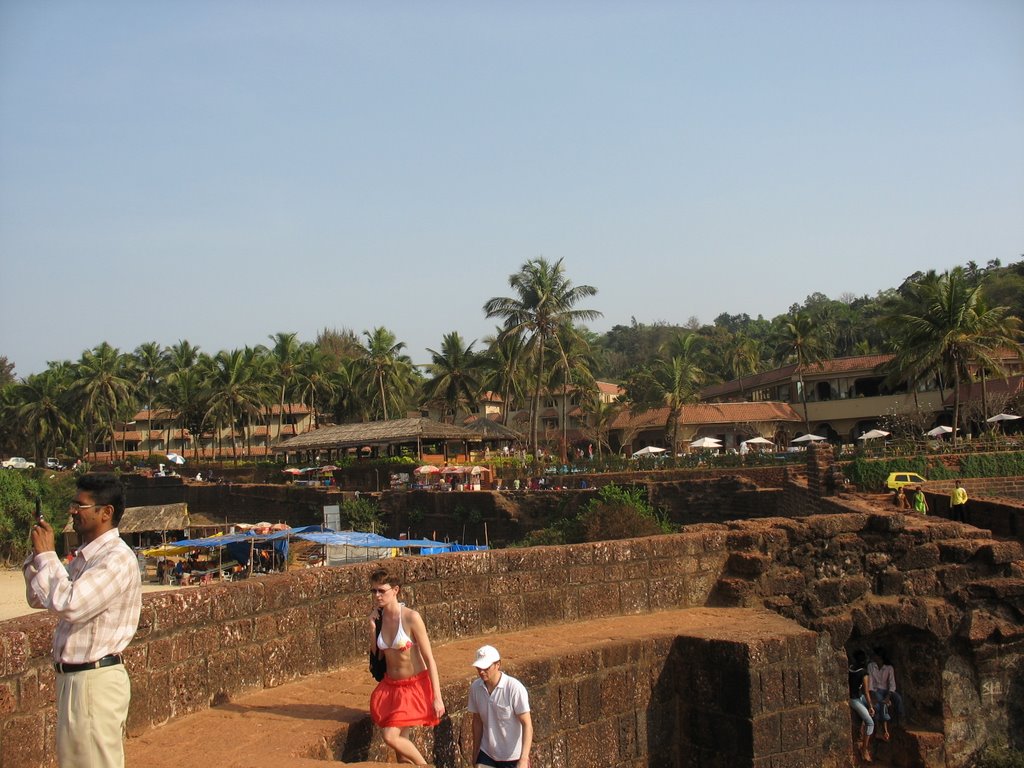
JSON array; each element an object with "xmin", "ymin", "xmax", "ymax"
[{"xmin": 377, "ymin": 604, "xmax": 414, "ymax": 651}]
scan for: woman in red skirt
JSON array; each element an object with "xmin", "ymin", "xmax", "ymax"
[{"xmin": 368, "ymin": 568, "xmax": 445, "ymax": 765}]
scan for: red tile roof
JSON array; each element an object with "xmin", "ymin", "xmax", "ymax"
[
  {"xmin": 612, "ymin": 402, "xmax": 802, "ymax": 430},
  {"xmin": 942, "ymin": 375, "xmax": 1024, "ymax": 406},
  {"xmin": 701, "ymin": 354, "xmax": 894, "ymax": 400},
  {"xmin": 596, "ymin": 381, "xmax": 624, "ymax": 396}
]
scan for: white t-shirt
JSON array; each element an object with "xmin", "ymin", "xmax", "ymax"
[{"xmin": 468, "ymin": 673, "xmax": 531, "ymax": 761}]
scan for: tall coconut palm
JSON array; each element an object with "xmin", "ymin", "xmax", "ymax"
[
  {"xmin": 623, "ymin": 333, "xmax": 705, "ymax": 454},
  {"xmin": 70, "ymin": 343, "xmax": 135, "ymax": 460},
  {"xmin": 578, "ymin": 388, "xmax": 621, "ymax": 458},
  {"xmin": 295, "ymin": 344, "xmax": 339, "ymax": 430},
  {"xmin": 880, "ymin": 267, "xmax": 1022, "ymax": 444},
  {"xmin": 204, "ymin": 349, "xmax": 266, "ymax": 462},
  {"xmin": 424, "ymin": 332, "xmax": 481, "ymax": 423},
  {"xmin": 131, "ymin": 341, "xmax": 170, "ymax": 457},
  {"xmin": 483, "ymin": 257, "xmax": 601, "ymax": 453},
  {"xmin": 159, "ymin": 366, "xmax": 207, "ymax": 459},
  {"xmin": 481, "ymin": 330, "xmax": 526, "ymax": 426},
  {"xmin": 773, "ymin": 312, "xmax": 828, "ymax": 435},
  {"xmin": 723, "ymin": 332, "xmax": 760, "ymax": 398},
  {"xmin": 547, "ymin": 325, "xmax": 597, "ymax": 460},
  {"xmin": 356, "ymin": 327, "xmax": 417, "ymax": 421},
  {"xmin": 267, "ymin": 332, "xmax": 302, "ymax": 444},
  {"xmin": 167, "ymin": 340, "xmax": 200, "ymax": 373},
  {"xmin": 15, "ymin": 369, "xmax": 73, "ymax": 462}
]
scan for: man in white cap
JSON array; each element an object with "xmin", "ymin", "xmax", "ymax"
[{"xmin": 468, "ymin": 645, "xmax": 532, "ymax": 768}]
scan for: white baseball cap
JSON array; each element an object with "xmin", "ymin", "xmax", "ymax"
[{"xmin": 471, "ymin": 645, "xmax": 501, "ymax": 669}]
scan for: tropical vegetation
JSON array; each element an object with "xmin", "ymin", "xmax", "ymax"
[{"xmin": 1, "ymin": 257, "xmax": 1022, "ymax": 463}]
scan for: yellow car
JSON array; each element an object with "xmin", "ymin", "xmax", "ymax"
[{"xmin": 886, "ymin": 472, "xmax": 927, "ymax": 490}]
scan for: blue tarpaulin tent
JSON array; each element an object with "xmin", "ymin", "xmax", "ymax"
[{"xmin": 162, "ymin": 526, "xmax": 484, "ymax": 567}]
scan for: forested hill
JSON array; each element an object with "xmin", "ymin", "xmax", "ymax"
[{"xmin": 590, "ymin": 257, "xmax": 1024, "ymax": 383}]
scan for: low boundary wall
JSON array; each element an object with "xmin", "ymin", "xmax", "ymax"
[{"xmin": 3, "ymin": 502, "xmax": 1023, "ymax": 768}]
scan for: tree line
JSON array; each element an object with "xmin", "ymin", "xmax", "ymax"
[{"xmin": 1, "ymin": 257, "xmax": 1022, "ymax": 461}]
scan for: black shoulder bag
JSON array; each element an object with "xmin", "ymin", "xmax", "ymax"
[{"xmin": 369, "ymin": 610, "xmax": 387, "ymax": 682}]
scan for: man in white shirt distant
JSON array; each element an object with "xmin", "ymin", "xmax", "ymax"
[
  {"xmin": 468, "ymin": 645, "xmax": 532, "ymax": 768},
  {"xmin": 24, "ymin": 473, "xmax": 142, "ymax": 768}
]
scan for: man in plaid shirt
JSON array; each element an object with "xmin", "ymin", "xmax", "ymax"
[{"xmin": 24, "ymin": 473, "xmax": 142, "ymax": 768}]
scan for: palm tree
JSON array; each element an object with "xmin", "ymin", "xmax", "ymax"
[
  {"xmin": 723, "ymin": 332, "xmax": 760, "ymax": 398},
  {"xmin": 131, "ymin": 341, "xmax": 169, "ymax": 457},
  {"xmin": 159, "ymin": 366, "xmax": 207, "ymax": 460},
  {"xmin": 15, "ymin": 369, "xmax": 73, "ymax": 462},
  {"xmin": 483, "ymin": 257, "xmax": 601, "ymax": 454},
  {"xmin": 267, "ymin": 332, "xmax": 301, "ymax": 444},
  {"xmin": 70, "ymin": 343, "xmax": 134, "ymax": 460},
  {"xmin": 623, "ymin": 333, "xmax": 705, "ymax": 454},
  {"xmin": 880, "ymin": 267, "xmax": 1022, "ymax": 444},
  {"xmin": 773, "ymin": 313, "xmax": 828, "ymax": 435},
  {"xmin": 204, "ymin": 349, "xmax": 266, "ymax": 462},
  {"xmin": 167, "ymin": 340, "xmax": 200, "ymax": 372},
  {"xmin": 424, "ymin": 332, "xmax": 481, "ymax": 423},
  {"xmin": 356, "ymin": 327, "xmax": 417, "ymax": 421},
  {"xmin": 295, "ymin": 344, "xmax": 339, "ymax": 429},
  {"xmin": 578, "ymin": 388, "xmax": 621, "ymax": 458},
  {"xmin": 547, "ymin": 325, "xmax": 597, "ymax": 459},
  {"xmin": 481, "ymin": 330, "xmax": 526, "ymax": 426}
]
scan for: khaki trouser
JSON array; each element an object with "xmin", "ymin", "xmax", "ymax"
[{"xmin": 56, "ymin": 664, "xmax": 131, "ymax": 768}]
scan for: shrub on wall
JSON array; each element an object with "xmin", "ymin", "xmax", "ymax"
[
  {"xmin": 341, "ymin": 496, "xmax": 380, "ymax": 532},
  {"xmin": 959, "ymin": 452, "xmax": 1024, "ymax": 479},
  {"xmin": 513, "ymin": 483, "xmax": 673, "ymax": 546},
  {"xmin": 971, "ymin": 744, "xmax": 1024, "ymax": 768}
]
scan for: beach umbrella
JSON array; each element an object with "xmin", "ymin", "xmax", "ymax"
[
  {"xmin": 165, "ymin": 452, "xmax": 186, "ymax": 465},
  {"xmin": 986, "ymin": 413, "xmax": 1021, "ymax": 423},
  {"xmin": 858, "ymin": 429, "xmax": 891, "ymax": 441},
  {"xmin": 632, "ymin": 446, "xmax": 668, "ymax": 457},
  {"xmin": 282, "ymin": 467, "xmax": 302, "ymax": 475},
  {"xmin": 318, "ymin": 465, "xmax": 339, "ymax": 472},
  {"xmin": 926, "ymin": 426, "xmax": 955, "ymax": 437},
  {"xmin": 688, "ymin": 437, "xmax": 722, "ymax": 449},
  {"xmin": 742, "ymin": 437, "xmax": 774, "ymax": 446},
  {"xmin": 414, "ymin": 465, "xmax": 440, "ymax": 475},
  {"xmin": 791, "ymin": 434, "xmax": 826, "ymax": 443}
]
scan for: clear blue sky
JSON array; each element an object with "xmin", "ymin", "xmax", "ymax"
[{"xmin": 2, "ymin": 0, "xmax": 1022, "ymax": 377}]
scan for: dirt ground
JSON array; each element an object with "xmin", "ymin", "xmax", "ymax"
[{"xmin": 0, "ymin": 568, "xmax": 176, "ymax": 621}]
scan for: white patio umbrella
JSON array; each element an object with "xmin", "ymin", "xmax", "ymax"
[
  {"xmin": 986, "ymin": 413, "xmax": 1021, "ymax": 423},
  {"xmin": 742, "ymin": 436, "xmax": 775, "ymax": 445},
  {"xmin": 689, "ymin": 437, "xmax": 723, "ymax": 449},
  {"xmin": 791, "ymin": 434, "xmax": 826, "ymax": 443},
  {"xmin": 413, "ymin": 465, "xmax": 440, "ymax": 475},
  {"xmin": 632, "ymin": 446, "xmax": 668, "ymax": 457},
  {"xmin": 165, "ymin": 452, "xmax": 186, "ymax": 465},
  {"xmin": 857, "ymin": 429, "xmax": 891, "ymax": 441},
  {"xmin": 926, "ymin": 425, "xmax": 955, "ymax": 437}
]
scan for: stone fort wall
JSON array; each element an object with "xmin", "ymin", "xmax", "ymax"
[{"xmin": 3, "ymin": 497, "xmax": 1023, "ymax": 768}]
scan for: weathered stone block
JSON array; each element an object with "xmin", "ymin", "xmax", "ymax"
[
  {"xmin": 1, "ymin": 712, "xmax": 46, "ymax": 768},
  {"xmin": 898, "ymin": 543, "xmax": 941, "ymax": 570},
  {"xmin": 729, "ymin": 552, "xmax": 773, "ymax": 577}
]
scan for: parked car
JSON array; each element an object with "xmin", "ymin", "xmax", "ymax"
[
  {"xmin": 885, "ymin": 471, "xmax": 927, "ymax": 490},
  {"xmin": 2, "ymin": 457, "xmax": 36, "ymax": 470},
  {"xmin": 45, "ymin": 457, "xmax": 66, "ymax": 470}
]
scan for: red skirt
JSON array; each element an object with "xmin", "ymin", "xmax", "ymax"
[{"xmin": 370, "ymin": 670, "xmax": 440, "ymax": 728}]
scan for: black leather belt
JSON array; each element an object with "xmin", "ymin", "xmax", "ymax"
[{"xmin": 54, "ymin": 654, "xmax": 122, "ymax": 674}]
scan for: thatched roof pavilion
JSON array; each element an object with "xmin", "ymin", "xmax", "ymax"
[
  {"xmin": 273, "ymin": 417, "xmax": 481, "ymax": 460},
  {"xmin": 463, "ymin": 417, "xmax": 524, "ymax": 442}
]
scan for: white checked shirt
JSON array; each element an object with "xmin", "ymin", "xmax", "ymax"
[{"xmin": 24, "ymin": 528, "xmax": 142, "ymax": 664}]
